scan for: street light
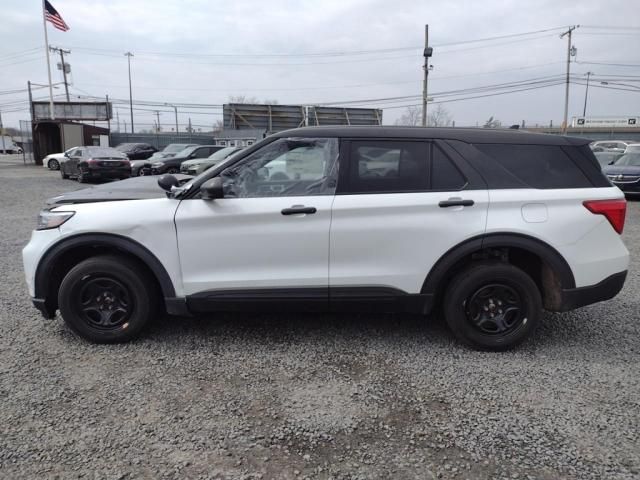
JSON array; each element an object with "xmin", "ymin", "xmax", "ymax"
[
  {"xmin": 600, "ymin": 81, "xmax": 640, "ymax": 91},
  {"xmin": 165, "ymin": 103, "xmax": 179, "ymax": 133}
]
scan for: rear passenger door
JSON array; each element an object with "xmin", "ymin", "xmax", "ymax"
[{"xmin": 329, "ymin": 139, "xmax": 489, "ymax": 296}]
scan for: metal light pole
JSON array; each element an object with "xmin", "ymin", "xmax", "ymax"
[
  {"xmin": 560, "ymin": 25, "xmax": 578, "ymax": 134},
  {"xmin": 582, "ymin": 71, "xmax": 593, "ymax": 117},
  {"xmin": 124, "ymin": 52, "xmax": 134, "ymax": 133},
  {"xmin": 421, "ymin": 24, "xmax": 433, "ymax": 127}
]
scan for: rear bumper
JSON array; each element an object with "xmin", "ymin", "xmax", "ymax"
[
  {"xmin": 86, "ymin": 168, "xmax": 131, "ymax": 179},
  {"xmin": 558, "ymin": 270, "xmax": 627, "ymax": 311}
]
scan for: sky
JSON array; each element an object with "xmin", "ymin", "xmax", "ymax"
[{"xmin": 1, "ymin": 0, "xmax": 639, "ymax": 132}]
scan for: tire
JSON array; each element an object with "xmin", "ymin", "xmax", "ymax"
[
  {"xmin": 60, "ymin": 168, "xmax": 69, "ymax": 179},
  {"xmin": 77, "ymin": 168, "xmax": 87, "ymax": 183},
  {"xmin": 137, "ymin": 168, "xmax": 146, "ymax": 176},
  {"xmin": 58, "ymin": 255, "xmax": 157, "ymax": 343},
  {"xmin": 167, "ymin": 167, "xmax": 179, "ymax": 174},
  {"xmin": 48, "ymin": 158, "xmax": 60, "ymax": 170},
  {"xmin": 443, "ymin": 263, "xmax": 541, "ymax": 351}
]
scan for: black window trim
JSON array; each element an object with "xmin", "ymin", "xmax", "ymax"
[{"xmin": 336, "ymin": 138, "xmax": 469, "ymax": 195}]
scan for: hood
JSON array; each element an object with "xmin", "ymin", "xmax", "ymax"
[
  {"xmin": 130, "ymin": 159, "xmax": 149, "ymax": 167},
  {"xmin": 601, "ymin": 165, "xmax": 640, "ymax": 176},
  {"xmin": 181, "ymin": 158, "xmax": 205, "ymax": 167},
  {"xmin": 46, "ymin": 174, "xmax": 193, "ymax": 205}
]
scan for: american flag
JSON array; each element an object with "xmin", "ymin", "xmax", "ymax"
[{"xmin": 44, "ymin": 0, "xmax": 69, "ymax": 32}]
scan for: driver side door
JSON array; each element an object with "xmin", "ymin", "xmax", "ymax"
[{"xmin": 175, "ymin": 137, "xmax": 339, "ymax": 312}]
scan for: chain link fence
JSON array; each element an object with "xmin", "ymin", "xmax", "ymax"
[{"xmin": 19, "ymin": 120, "xmax": 34, "ymax": 164}]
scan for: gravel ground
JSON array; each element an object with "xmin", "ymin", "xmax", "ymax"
[{"xmin": 0, "ymin": 156, "xmax": 638, "ymax": 480}]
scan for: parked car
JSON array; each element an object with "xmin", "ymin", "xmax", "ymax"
[
  {"xmin": 590, "ymin": 140, "xmax": 635, "ymax": 154},
  {"xmin": 23, "ymin": 127, "xmax": 629, "ymax": 350},
  {"xmin": 150, "ymin": 145, "xmax": 223, "ymax": 175},
  {"xmin": 130, "ymin": 159, "xmax": 151, "ymax": 177},
  {"xmin": 114, "ymin": 143, "xmax": 157, "ymax": 160},
  {"xmin": 180, "ymin": 146, "xmax": 242, "ymax": 176},
  {"xmin": 593, "ymin": 151, "xmax": 623, "ymax": 168},
  {"xmin": 148, "ymin": 143, "xmax": 198, "ymax": 162},
  {"xmin": 602, "ymin": 151, "xmax": 640, "ymax": 196},
  {"xmin": 624, "ymin": 144, "xmax": 640, "ymax": 153},
  {"xmin": 43, "ymin": 148, "xmax": 75, "ymax": 170},
  {"xmin": 59, "ymin": 146, "xmax": 131, "ymax": 183}
]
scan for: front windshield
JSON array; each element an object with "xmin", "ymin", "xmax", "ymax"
[
  {"xmin": 175, "ymin": 146, "xmax": 199, "ymax": 157},
  {"xmin": 614, "ymin": 153, "xmax": 640, "ymax": 167},
  {"xmin": 207, "ymin": 147, "xmax": 239, "ymax": 161},
  {"xmin": 115, "ymin": 143, "xmax": 135, "ymax": 152},
  {"xmin": 164, "ymin": 144, "xmax": 194, "ymax": 153}
]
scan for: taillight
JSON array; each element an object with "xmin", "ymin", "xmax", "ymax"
[
  {"xmin": 583, "ymin": 199, "xmax": 627, "ymax": 234},
  {"xmin": 87, "ymin": 158, "xmax": 99, "ymax": 165}
]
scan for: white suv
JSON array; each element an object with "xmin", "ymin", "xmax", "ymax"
[{"xmin": 23, "ymin": 127, "xmax": 629, "ymax": 350}]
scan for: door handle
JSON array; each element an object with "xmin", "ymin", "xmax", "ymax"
[
  {"xmin": 438, "ymin": 199, "xmax": 474, "ymax": 208},
  {"xmin": 281, "ymin": 206, "xmax": 317, "ymax": 215}
]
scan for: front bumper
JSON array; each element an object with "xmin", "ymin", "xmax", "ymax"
[{"xmin": 558, "ymin": 270, "xmax": 627, "ymax": 311}]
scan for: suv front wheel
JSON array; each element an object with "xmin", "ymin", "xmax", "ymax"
[
  {"xmin": 443, "ymin": 263, "xmax": 541, "ymax": 351},
  {"xmin": 58, "ymin": 255, "xmax": 157, "ymax": 343}
]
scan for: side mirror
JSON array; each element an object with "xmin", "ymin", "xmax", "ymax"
[
  {"xmin": 64, "ymin": 152, "xmax": 70, "ymax": 157},
  {"xmin": 158, "ymin": 174, "xmax": 180, "ymax": 191},
  {"xmin": 201, "ymin": 177, "xmax": 224, "ymax": 200}
]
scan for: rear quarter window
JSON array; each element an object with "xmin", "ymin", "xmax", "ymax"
[{"xmin": 474, "ymin": 144, "xmax": 592, "ymax": 189}]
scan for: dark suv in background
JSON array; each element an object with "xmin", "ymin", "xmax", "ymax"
[
  {"xmin": 150, "ymin": 145, "xmax": 223, "ymax": 174},
  {"xmin": 60, "ymin": 146, "xmax": 131, "ymax": 183},
  {"xmin": 115, "ymin": 143, "xmax": 157, "ymax": 160}
]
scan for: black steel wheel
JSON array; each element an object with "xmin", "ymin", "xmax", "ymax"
[
  {"xmin": 443, "ymin": 263, "xmax": 541, "ymax": 351},
  {"xmin": 58, "ymin": 255, "xmax": 158, "ymax": 343}
]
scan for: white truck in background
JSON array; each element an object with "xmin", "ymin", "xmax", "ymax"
[{"xmin": 0, "ymin": 135, "xmax": 22, "ymax": 154}]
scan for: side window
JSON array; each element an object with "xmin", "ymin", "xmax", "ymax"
[
  {"xmin": 220, "ymin": 137, "xmax": 339, "ymax": 198},
  {"xmin": 431, "ymin": 145, "xmax": 467, "ymax": 190},
  {"xmin": 75, "ymin": 148, "xmax": 84, "ymax": 157},
  {"xmin": 347, "ymin": 141, "xmax": 429, "ymax": 193},
  {"xmin": 195, "ymin": 148, "xmax": 210, "ymax": 158},
  {"xmin": 474, "ymin": 144, "xmax": 591, "ymax": 189}
]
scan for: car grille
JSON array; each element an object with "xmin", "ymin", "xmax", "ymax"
[{"xmin": 608, "ymin": 175, "xmax": 640, "ymax": 184}]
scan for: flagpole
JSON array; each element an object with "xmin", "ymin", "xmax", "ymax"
[{"xmin": 42, "ymin": 0, "xmax": 55, "ymax": 120}]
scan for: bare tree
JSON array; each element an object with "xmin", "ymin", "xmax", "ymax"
[
  {"xmin": 228, "ymin": 95, "xmax": 278, "ymax": 105},
  {"xmin": 483, "ymin": 116, "xmax": 502, "ymax": 128},
  {"xmin": 428, "ymin": 104, "xmax": 453, "ymax": 127},
  {"xmin": 228, "ymin": 95, "xmax": 259, "ymax": 104},
  {"xmin": 395, "ymin": 106, "xmax": 422, "ymax": 126},
  {"xmin": 212, "ymin": 119, "xmax": 224, "ymax": 133}
]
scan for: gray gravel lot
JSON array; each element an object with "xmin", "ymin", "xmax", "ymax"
[{"xmin": 0, "ymin": 156, "xmax": 638, "ymax": 480}]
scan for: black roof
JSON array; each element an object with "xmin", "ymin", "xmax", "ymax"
[{"xmin": 273, "ymin": 126, "xmax": 590, "ymax": 146}]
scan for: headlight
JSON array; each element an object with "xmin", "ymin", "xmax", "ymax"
[{"xmin": 36, "ymin": 210, "xmax": 75, "ymax": 230}]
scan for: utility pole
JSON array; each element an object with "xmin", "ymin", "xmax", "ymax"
[
  {"xmin": 116, "ymin": 110, "xmax": 120, "ymax": 132},
  {"xmin": 49, "ymin": 46, "xmax": 71, "ymax": 102},
  {"xmin": 106, "ymin": 95, "xmax": 111, "ymax": 132},
  {"xmin": 155, "ymin": 110, "xmax": 161, "ymax": 132},
  {"xmin": 174, "ymin": 105, "xmax": 179, "ymax": 133},
  {"xmin": 421, "ymin": 24, "xmax": 433, "ymax": 127},
  {"xmin": 582, "ymin": 71, "xmax": 593, "ymax": 117},
  {"xmin": 560, "ymin": 25, "xmax": 578, "ymax": 134},
  {"xmin": 124, "ymin": 52, "xmax": 134, "ymax": 133},
  {"xmin": 0, "ymin": 109, "xmax": 5, "ymax": 154},
  {"xmin": 188, "ymin": 117, "xmax": 192, "ymax": 133}
]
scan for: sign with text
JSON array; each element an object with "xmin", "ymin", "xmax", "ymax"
[{"xmin": 33, "ymin": 102, "xmax": 112, "ymax": 121}]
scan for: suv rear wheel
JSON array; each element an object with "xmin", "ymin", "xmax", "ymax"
[
  {"xmin": 443, "ymin": 263, "xmax": 541, "ymax": 351},
  {"xmin": 58, "ymin": 255, "xmax": 157, "ymax": 343}
]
